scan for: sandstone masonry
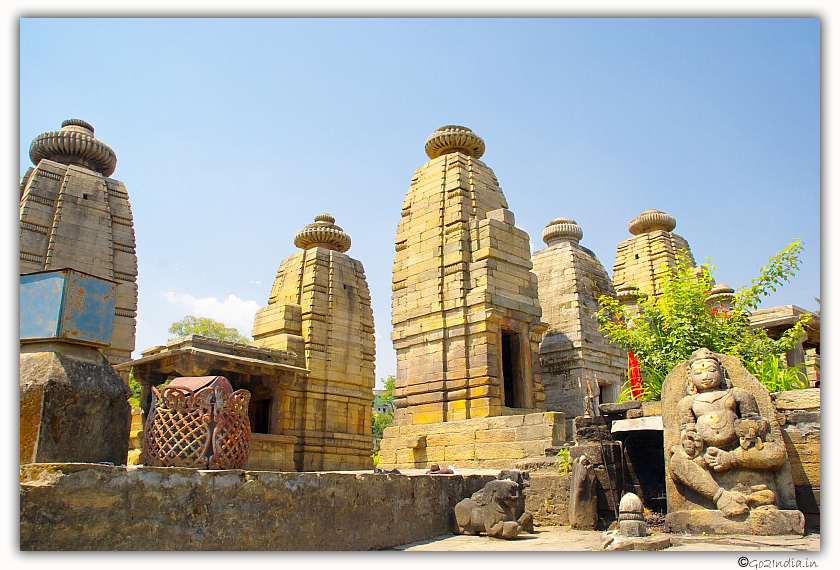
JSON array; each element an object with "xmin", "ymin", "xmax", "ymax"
[
  {"xmin": 533, "ymin": 218, "xmax": 627, "ymax": 436},
  {"xmin": 391, "ymin": 126, "xmax": 546, "ymax": 426}
]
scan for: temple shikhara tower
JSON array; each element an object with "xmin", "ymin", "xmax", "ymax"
[
  {"xmin": 532, "ymin": 217, "xmax": 626, "ymax": 427},
  {"xmin": 251, "ymin": 214, "xmax": 376, "ymax": 470},
  {"xmin": 20, "ymin": 119, "xmax": 137, "ymax": 365},
  {"xmin": 612, "ymin": 209, "xmax": 695, "ymax": 302},
  {"xmin": 391, "ymin": 126, "xmax": 547, "ymax": 425}
]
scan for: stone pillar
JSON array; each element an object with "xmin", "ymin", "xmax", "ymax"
[
  {"xmin": 20, "ymin": 119, "xmax": 138, "ymax": 367},
  {"xmin": 391, "ymin": 126, "xmax": 546, "ymax": 426}
]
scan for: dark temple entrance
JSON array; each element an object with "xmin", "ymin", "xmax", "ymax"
[{"xmin": 501, "ymin": 330, "xmax": 523, "ymax": 408}]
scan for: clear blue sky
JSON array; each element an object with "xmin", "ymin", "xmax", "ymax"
[{"xmin": 19, "ymin": 18, "xmax": 820, "ymax": 388}]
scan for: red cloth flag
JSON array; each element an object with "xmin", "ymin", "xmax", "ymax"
[{"xmin": 628, "ymin": 352, "xmax": 643, "ymax": 400}]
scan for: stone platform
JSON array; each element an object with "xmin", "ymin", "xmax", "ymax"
[
  {"xmin": 378, "ymin": 411, "xmax": 565, "ymax": 470},
  {"xmin": 666, "ymin": 508, "xmax": 805, "ymax": 536}
]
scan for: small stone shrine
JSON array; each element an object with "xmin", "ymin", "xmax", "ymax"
[
  {"xmin": 250, "ymin": 214, "xmax": 376, "ymax": 470},
  {"xmin": 532, "ymin": 217, "xmax": 626, "ymax": 433},
  {"xmin": 391, "ymin": 125, "xmax": 546, "ymax": 425},
  {"xmin": 20, "ymin": 119, "xmax": 138, "ymax": 367},
  {"xmin": 662, "ymin": 348, "xmax": 804, "ymax": 535},
  {"xmin": 20, "ymin": 269, "xmax": 131, "ymax": 465},
  {"xmin": 612, "ymin": 209, "xmax": 695, "ymax": 302}
]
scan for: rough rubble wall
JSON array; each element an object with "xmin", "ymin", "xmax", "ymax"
[
  {"xmin": 19, "ymin": 160, "xmax": 138, "ymax": 365},
  {"xmin": 20, "ymin": 464, "xmax": 496, "ymax": 551},
  {"xmin": 251, "ymin": 246, "xmax": 375, "ymax": 470},
  {"xmin": 391, "ymin": 151, "xmax": 544, "ymax": 425}
]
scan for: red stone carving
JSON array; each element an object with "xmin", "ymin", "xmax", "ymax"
[{"xmin": 144, "ymin": 376, "xmax": 251, "ymax": 469}]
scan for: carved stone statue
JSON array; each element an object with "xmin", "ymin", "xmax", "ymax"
[
  {"xmin": 569, "ymin": 455, "xmax": 597, "ymax": 530},
  {"xmin": 495, "ymin": 469, "xmax": 534, "ymax": 533},
  {"xmin": 454, "ymin": 479, "xmax": 524, "ymax": 539},
  {"xmin": 662, "ymin": 348, "xmax": 804, "ymax": 535}
]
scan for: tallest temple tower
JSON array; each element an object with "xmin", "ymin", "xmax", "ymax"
[{"xmin": 391, "ymin": 126, "xmax": 546, "ymax": 426}]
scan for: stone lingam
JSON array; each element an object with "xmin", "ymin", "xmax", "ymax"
[{"xmin": 662, "ymin": 348, "xmax": 804, "ymax": 535}]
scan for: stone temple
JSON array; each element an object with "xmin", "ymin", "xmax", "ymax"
[
  {"xmin": 391, "ymin": 125, "xmax": 547, "ymax": 425},
  {"xmin": 121, "ymin": 214, "xmax": 376, "ymax": 471},
  {"xmin": 380, "ymin": 127, "xmax": 565, "ymax": 471},
  {"xmin": 250, "ymin": 214, "xmax": 376, "ymax": 470},
  {"xmin": 20, "ymin": 119, "xmax": 137, "ymax": 367},
  {"xmin": 612, "ymin": 209, "xmax": 695, "ymax": 302},
  {"xmin": 532, "ymin": 217, "xmax": 627, "ymax": 432}
]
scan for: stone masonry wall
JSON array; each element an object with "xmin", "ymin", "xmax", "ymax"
[
  {"xmin": 20, "ymin": 463, "xmax": 495, "ymax": 551},
  {"xmin": 613, "ymin": 229, "xmax": 694, "ymax": 298},
  {"xmin": 378, "ymin": 412, "xmax": 565, "ymax": 470},
  {"xmin": 773, "ymin": 388, "xmax": 820, "ymax": 529}
]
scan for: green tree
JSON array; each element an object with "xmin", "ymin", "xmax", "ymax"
[
  {"xmin": 596, "ymin": 239, "xmax": 811, "ymax": 397},
  {"xmin": 128, "ymin": 369, "xmax": 142, "ymax": 408},
  {"xmin": 372, "ymin": 375, "xmax": 397, "ymax": 450},
  {"xmin": 381, "ymin": 375, "xmax": 396, "ymax": 405},
  {"xmin": 372, "ymin": 410, "xmax": 394, "ymax": 441},
  {"xmin": 168, "ymin": 315, "xmax": 249, "ymax": 343}
]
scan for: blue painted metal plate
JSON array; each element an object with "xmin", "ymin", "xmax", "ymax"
[
  {"xmin": 20, "ymin": 272, "xmax": 66, "ymax": 339},
  {"xmin": 20, "ymin": 269, "xmax": 117, "ymax": 346}
]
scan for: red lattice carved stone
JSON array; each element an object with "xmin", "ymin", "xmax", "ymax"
[{"xmin": 143, "ymin": 376, "xmax": 251, "ymax": 469}]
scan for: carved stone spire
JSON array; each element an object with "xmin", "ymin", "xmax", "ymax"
[
  {"xmin": 542, "ymin": 217, "xmax": 584, "ymax": 246},
  {"xmin": 293, "ymin": 213, "xmax": 352, "ymax": 253},
  {"xmin": 424, "ymin": 125, "xmax": 486, "ymax": 159},
  {"xmin": 627, "ymin": 209, "xmax": 677, "ymax": 236},
  {"xmin": 29, "ymin": 119, "xmax": 118, "ymax": 177}
]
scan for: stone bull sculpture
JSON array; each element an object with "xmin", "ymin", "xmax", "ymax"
[{"xmin": 454, "ymin": 479, "xmax": 524, "ymax": 539}]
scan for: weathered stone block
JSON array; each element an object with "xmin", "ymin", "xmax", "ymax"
[
  {"xmin": 772, "ymin": 388, "xmax": 820, "ymax": 411},
  {"xmin": 20, "ymin": 342, "xmax": 131, "ymax": 465}
]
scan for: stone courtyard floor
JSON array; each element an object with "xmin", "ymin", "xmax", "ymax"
[{"xmin": 391, "ymin": 525, "xmax": 820, "ymax": 551}]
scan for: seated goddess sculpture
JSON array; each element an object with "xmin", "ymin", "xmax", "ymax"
[{"xmin": 668, "ymin": 348, "xmax": 787, "ymax": 518}]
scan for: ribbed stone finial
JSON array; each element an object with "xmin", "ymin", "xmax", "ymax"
[
  {"xmin": 706, "ymin": 283, "xmax": 736, "ymax": 309},
  {"xmin": 425, "ymin": 125, "xmax": 486, "ymax": 160},
  {"xmin": 627, "ymin": 209, "xmax": 677, "ymax": 236},
  {"xmin": 616, "ymin": 283, "xmax": 643, "ymax": 306},
  {"xmin": 29, "ymin": 119, "xmax": 117, "ymax": 177},
  {"xmin": 293, "ymin": 214, "xmax": 352, "ymax": 253},
  {"xmin": 542, "ymin": 217, "xmax": 583, "ymax": 246}
]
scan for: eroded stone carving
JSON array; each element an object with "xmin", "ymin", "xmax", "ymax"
[
  {"xmin": 495, "ymin": 469, "xmax": 534, "ymax": 533},
  {"xmin": 663, "ymin": 348, "xmax": 804, "ymax": 535},
  {"xmin": 569, "ymin": 455, "xmax": 597, "ymax": 530},
  {"xmin": 454, "ymin": 479, "xmax": 523, "ymax": 539}
]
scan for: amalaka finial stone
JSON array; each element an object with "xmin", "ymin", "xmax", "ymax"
[
  {"xmin": 29, "ymin": 119, "xmax": 117, "ymax": 177},
  {"xmin": 425, "ymin": 125, "xmax": 486, "ymax": 160},
  {"xmin": 628, "ymin": 209, "xmax": 677, "ymax": 236},
  {"xmin": 293, "ymin": 214, "xmax": 351, "ymax": 253},
  {"xmin": 542, "ymin": 217, "xmax": 583, "ymax": 246}
]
